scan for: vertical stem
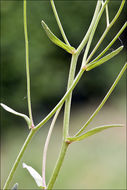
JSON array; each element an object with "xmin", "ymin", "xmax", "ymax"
[
  {"xmin": 47, "ymin": 141, "xmax": 69, "ymax": 189},
  {"xmin": 24, "ymin": 0, "xmax": 33, "ymax": 126},
  {"xmin": 63, "ymin": 54, "xmax": 78, "ymax": 140},
  {"xmin": 47, "ymin": 53, "xmax": 79, "ymax": 190}
]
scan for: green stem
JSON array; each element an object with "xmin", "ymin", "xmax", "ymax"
[
  {"xmin": 46, "ymin": 54, "xmax": 79, "ymax": 190},
  {"xmin": 75, "ymin": 62, "xmax": 127, "ymax": 136},
  {"xmin": 47, "ymin": 141, "xmax": 69, "ymax": 189},
  {"xmin": 86, "ymin": 0, "xmax": 125, "ymax": 64},
  {"xmin": 105, "ymin": 4, "xmax": 109, "ymax": 27},
  {"xmin": 24, "ymin": 0, "xmax": 33, "ymax": 126},
  {"xmin": 50, "ymin": 0, "xmax": 70, "ymax": 45},
  {"xmin": 77, "ymin": 0, "xmax": 101, "ymax": 55},
  {"xmin": 63, "ymin": 54, "xmax": 78, "ymax": 139},
  {"xmin": 3, "ymin": 130, "xmax": 35, "ymax": 190}
]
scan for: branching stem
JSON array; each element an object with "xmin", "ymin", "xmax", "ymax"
[{"xmin": 75, "ymin": 62, "xmax": 127, "ymax": 136}]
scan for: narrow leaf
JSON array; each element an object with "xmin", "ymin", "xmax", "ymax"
[
  {"xmin": 41, "ymin": 20, "xmax": 75, "ymax": 54},
  {"xmin": 23, "ymin": 163, "xmax": 42, "ymax": 188},
  {"xmin": 0, "ymin": 103, "xmax": 30, "ymax": 127},
  {"xmin": 86, "ymin": 46, "xmax": 123, "ymax": 71},
  {"xmin": 67, "ymin": 124, "xmax": 124, "ymax": 142},
  {"xmin": 11, "ymin": 183, "xmax": 18, "ymax": 190}
]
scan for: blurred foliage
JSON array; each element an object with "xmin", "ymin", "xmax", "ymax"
[{"xmin": 1, "ymin": 1, "xmax": 127, "ymax": 118}]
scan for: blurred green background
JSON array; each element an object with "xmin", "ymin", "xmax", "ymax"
[{"xmin": 1, "ymin": 0, "xmax": 126, "ymax": 189}]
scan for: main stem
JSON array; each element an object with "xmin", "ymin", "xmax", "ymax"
[
  {"xmin": 47, "ymin": 54, "xmax": 79, "ymax": 189},
  {"xmin": 63, "ymin": 54, "xmax": 78, "ymax": 139},
  {"xmin": 24, "ymin": 0, "xmax": 33, "ymax": 126}
]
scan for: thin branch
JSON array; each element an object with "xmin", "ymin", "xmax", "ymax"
[
  {"xmin": 89, "ymin": 22, "xmax": 127, "ymax": 64},
  {"xmin": 42, "ymin": 107, "xmax": 62, "ymax": 188},
  {"xmin": 50, "ymin": 0, "xmax": 70, "ymax": 45},
  {"xmin": 81, "ymin": 0, "xmax": 109, "ymax": 67},
  {"xmin": 76, "ymin": 0, "xmax": 102, "ymax": 55},
  {"xmin": 106, "ymin": 4, "xmax": 110, "ymax": 27},
  {"xmin": 75, "ymin": 63, "xmax": 127, "ymax": 136}
]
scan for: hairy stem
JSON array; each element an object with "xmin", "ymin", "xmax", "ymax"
[
  {"xmin": 75, "ymin": 62, "xmax": 127, "ymax": 136},
  {"xmin": 24, "ymin": 0, "xmax": 33, "ymax": 126}
]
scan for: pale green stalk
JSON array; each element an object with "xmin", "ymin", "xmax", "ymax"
[
  {"xmin": 46, "ymin": 53, "xmax": 79, "ymax": 190},
  {"xmin": 77, "ymin": 0, "xmax": 101, "ymax": 55},
  {"xmin": 63, "ymin": 54, "xmax": 79, "ymax": 140},
  {"xmin": 50, "ymin": 0, "xmax": 70, "ymax": 45},
  {"xmin": 82, "ymin": 0, "xmax": 109, "ymax": 67},
  {"xmin": 106, "ymin": 4, "xmax": 109, "ymax": 26},
  {"xmin": 75, "ymin": 62, "xmax": 127, "ymax": 136},
  {"xmin": 42, "ymin": 107, "xmax": 61, "ymax": 188},
  {"xmin": 24, "ymin": 0, "xmax": 33, "ymax": 127},
  {"xmin": 47, "ymin": 141, "xmax": 69, "ymax": 189},
  {"xmin": 86, "ymin": 0, "xmax": 125, "ymax": 64}
]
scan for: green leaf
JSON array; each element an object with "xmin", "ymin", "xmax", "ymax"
[
  {"xmin": 67, "ymin": 124, "xmax": 124, "ymax": 142},
  {"xmin": 0, "ymin": 103, "xmax": 31, "ymax": 128},
  {"xmin": 86, "ymin": 46, "xmax": 123, "ymax": 71},
  {"xmin": 41, "ymin": 20, "xmax": 75, "ymax": 54},
  {"xmin": 23, "ymin": 163, "xmax": 43, "ymax": 188},
  {"xmin": 11, "ymin": 183, "xmax": 18, "ymax": 190}
]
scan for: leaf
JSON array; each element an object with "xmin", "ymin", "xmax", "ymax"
[
  {"xmin": 23, "ymin": 163, "xmax": 43, "ymax": 188},
  {"xmin": 41, "ymin": 20, "xmax": 75, "ymax": 54},
  {"xmin": 11, "ymin": 183, "xmax": 18, "ymax": 190},
  {"xmin": 86, "ymin": 46, "xmax": 123, "ymax": 71},
  {"xmin": 67, "ymin": 124, "xmax": 124, "ymax": 142},
  {"xmin": 0, "ymin": 103, "xmax": 30, "ymax": 128}
]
